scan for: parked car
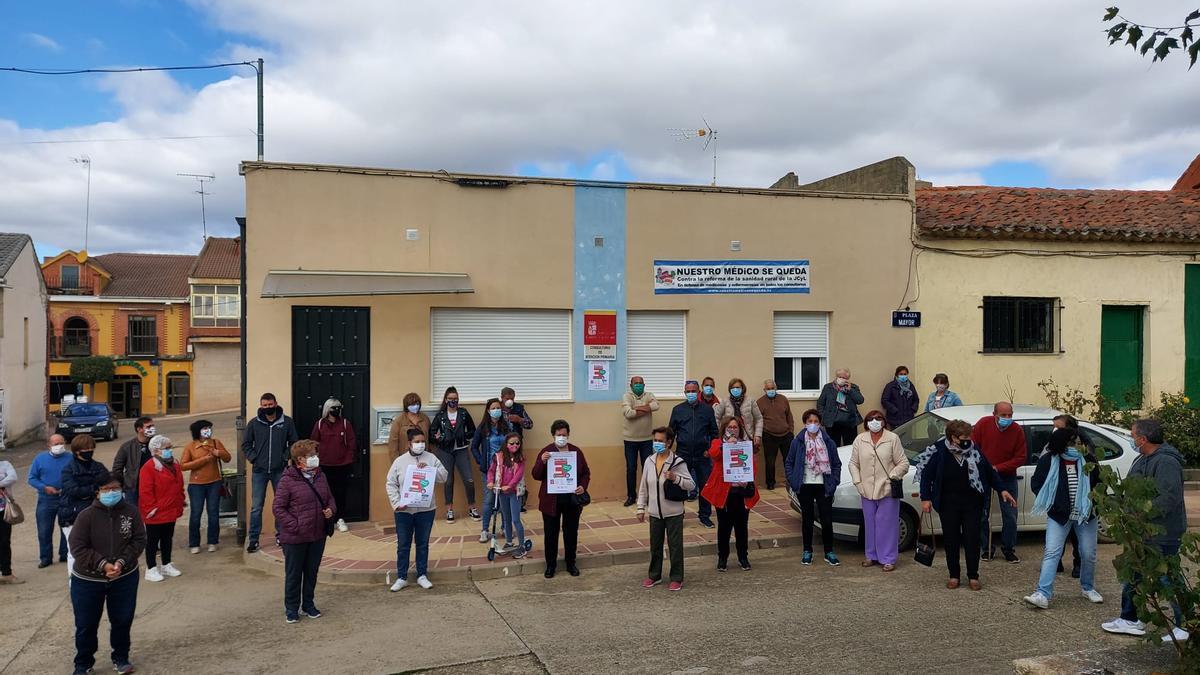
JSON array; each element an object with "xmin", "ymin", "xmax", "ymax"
[
  {"xmin": 54, "ymin": 402, "xmax": 120, "ymax": 442},
  {"xmin": 788, "ymin": 405, "xmax": 1136, "ymax": 551}
]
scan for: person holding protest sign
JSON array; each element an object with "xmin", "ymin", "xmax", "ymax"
[
  {"xmin": 636, "ymin": 427, "xmax": 695, "ymax": 590},
  {"xmin": 702, "ymin": 417, "xmax": 760, "ymax": 572},
  {"xmin": 532, "ymin": 420, "xmax": 591, "ymax": 579},
  {"xmin": 785, "ymin": 409, "xmax": 843, "ymax": 567},
  {"xmin": 387, "ymin": 429, "xmax": 449, "ymax": 592}
]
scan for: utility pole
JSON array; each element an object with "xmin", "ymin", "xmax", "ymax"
[
  {"xmin": 177, "ymin": 173, "xmax": 215, "ymax": 240},
  {"xmin": 71, "ymin": 156, "xmax": 91, "ymax": 250},
  {"xmin": 256, "ymin": 58, "xmax": 264, "ymax": 161}
]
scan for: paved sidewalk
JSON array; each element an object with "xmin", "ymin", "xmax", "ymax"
[{"xmin": 248, "ymin": 489, "xmax": 805, "ymax": 583}]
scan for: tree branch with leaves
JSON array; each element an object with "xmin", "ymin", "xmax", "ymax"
[{"xmin": 1103, "ymin": 7, "xmax": 1200, "ymax": 68}]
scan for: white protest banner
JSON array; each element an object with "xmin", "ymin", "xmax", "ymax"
[
  {"xmin": 653, "ymin": 260, "xmax": 810, "ymax": 295},
  {"xmin": 399, "ymin": 464, "xmax": 436, "ymax": 508},
  {"xmin": 722, "ymin": 441, "xmax": 754, "ymax": 483},
  {"xmin": 546, "ymin": 451, "xmax": 578, "ymax": 494}
]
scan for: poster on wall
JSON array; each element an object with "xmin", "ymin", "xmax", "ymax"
[
  {"xmin": 546, "ymin": 451, "xmax": 579, "ymax": 494},
  {"xmin": 587, "ymin": 361, "xmax": 610, "ymax": 391},
  {"xmin": 653, "ymin": 260, "xmax": 810, "ymax": 294},
  {"xmin": 722, "ymin": 441, "xmax": 754, "ymax": 483},
  {"xmin": 583, "ymin": 310, "xmax": 617, "ymax": 359}
]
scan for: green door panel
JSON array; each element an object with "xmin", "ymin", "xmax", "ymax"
[{"xmin": 1100, "ymin": 306, "xmax": 1143, "ymax": 409}]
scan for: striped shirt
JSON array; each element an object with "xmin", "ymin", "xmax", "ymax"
[{"xmin": 1065, "ymin": 460, "xmax": 1079, "ymax": 519}]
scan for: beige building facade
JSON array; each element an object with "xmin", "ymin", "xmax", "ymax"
[
  {"xmin": 242, "ymin": 160, "xmax": 919, "ymax": 523},
  {"xmin": 0, "ymin": 234, "xmax": 48, "ymax": 446}
]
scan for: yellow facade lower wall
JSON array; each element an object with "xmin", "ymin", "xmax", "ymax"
[{"xmin": 49, "ymin": 360, "xmax": 192, "ymax": 417}]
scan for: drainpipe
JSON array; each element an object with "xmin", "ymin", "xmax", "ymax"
[{"xmin": 236, "ymin": 216, "xmax": 248, "ymax": 545}]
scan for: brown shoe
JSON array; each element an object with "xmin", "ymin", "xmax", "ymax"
[
  {"xmin": 0, "ymin": 575, "xmax": 24, "ymax": 585},
  {"xmin": 946, "ymin": 578, "xmax": 960, "ymax": 589},
  {"xmin": 882, "ymin": 564, "xmax": 896, "ymax": 572},
  {"xmin": 862, "ymin": 560, "xmax": 877, "ymax": 568},
  {"xmin": 968, "ymin": 579, "xmax": 982, "ymax": 591}
]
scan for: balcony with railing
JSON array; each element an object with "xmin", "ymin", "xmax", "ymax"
[
  {"xmin": 51, "ymin": 335, "xmax": 92, "ymax": 358},
  {"xmin": 126, "ymin": 335, "xmax": 159, "ymax": 357}
]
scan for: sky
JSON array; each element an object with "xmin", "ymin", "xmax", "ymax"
[{"xmin": 2, "ymin": 0, "xmax": 1198, "ymax": 257}]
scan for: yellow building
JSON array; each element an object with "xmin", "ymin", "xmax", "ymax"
[{"xmin": 43, "ymin": 250, "xmax": 196, "ymax": 419}]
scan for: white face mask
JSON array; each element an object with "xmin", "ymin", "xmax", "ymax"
[
  {"xmin": 504, "ymin": 399, "xmax": 515, "ymax": 408},
  {"xmin": 407, "ymin": 404, "xmax": 421, "ymax": 414},
  {"xmin": 867, "ymin": 419, "xmax": 884, "ymax": 433},
  {"xmin": 554, "ymin": 435, "xmax": 569, "ymax": 448},
  {"xmin": 144, "ymin": 426, "xmax": 157, "ymax": 437},
  {"xmin": 410, "ymin": 442, "xmax": 426, "ymax": 455},
  {"xmin": 835, "ymin": 378, "xmax": 847, "ymax": 387},
  {"xmin": 200, "ymin": 428, "xmax": 213, "ymax": 439},
  {"xmin": 304, "ymin": 455, "xmax": 320, "ymax": 469},
  {"xmin": 50, "ymin": 444, "xmax": 67, "ymax": 456}
]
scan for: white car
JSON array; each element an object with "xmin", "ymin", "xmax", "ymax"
[{"xmin": 788, "ymin": 405, "xmax": 1137, "ymax": 551}]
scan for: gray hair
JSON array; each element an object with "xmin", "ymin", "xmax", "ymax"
[
  {"xmin": 1132, "ymin": 418, "xmax": 1164, "ymax": 444},
  {"xmin": 834, "ymin": 368, "xmax": 850, "ymax": 379},
  {"xmin": 148, "ymin": 435, "xmax": 172, "ymax": 454},
  {"xmin": 763, "ymin": 379, "xmax": 776, "ymax": 388},
  {"xmin": 321, "ymin": 397, "xmax": 343, "ymax": 418}
]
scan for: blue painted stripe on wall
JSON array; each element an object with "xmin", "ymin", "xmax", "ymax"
[{"xmin": 573, "ymin": 186, "xmax": 627, "ymax": 402}]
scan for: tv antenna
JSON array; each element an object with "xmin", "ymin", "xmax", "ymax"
[
  {"xmin": 71, "ymin": 156, "xmax": 92, "ymax": 250},
  {"xmin": 177, "ymin": 173, "xmax": 215, "ymax": 240},
  {"xmin": 669, "ymin": 117, "xmax": 718, "ymax": 186}
]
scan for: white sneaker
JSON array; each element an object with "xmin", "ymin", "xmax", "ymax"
[
  {"xmin": 1162, "ymin": 627, "xmax": 1190, "ymax": 642},
  {"xmin": 160, "ymin": 563, "xmax": 182, "ymax": 577},
  {"xmin": 1082, "ymin": 589, "xmax": 1104, "ymax": 604},
  {"xmin": 389, "ymin": 578, "xmax": 408, "ymax": 592},
  {"xmin": 336, "ymin": 519, "xmax": 349, "ymax": 533},
  {"xmin": 190, "ymin": 547, "xmax": 201, "ymax": 554},
  {"xmin": 478, "ymin": 531, "xmax": 490, "ymax": 543},
  {"xmin": 144, "ymin": 567, "xmax": 164, "ymax": 583},
  {"xmin": 207, "ymin": 544, "xmax": 217, "ymax": 553},
  {"xmin": 416, "ymin": 575, "xmax": 433, "ymax": 589},
  {"xmin": 1023, "ymin": 592, "xmax": 1049, "ymax": 609},
  {"xmin": 1101, "ymin": 618, "xmax": 1147, "ymax": 636}
]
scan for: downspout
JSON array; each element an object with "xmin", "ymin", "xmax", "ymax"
[{"xmin": 236, "ymin": 216, "xmax": 248, "ymax": 544}]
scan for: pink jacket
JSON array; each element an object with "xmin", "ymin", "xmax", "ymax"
[{"xmin": 486, "ymin": 455, "xmax": 524, "ymax": 493}]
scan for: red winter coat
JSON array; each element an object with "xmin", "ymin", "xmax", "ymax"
[
  {"xmin": 138, "ymin": 458, "xmax": 186, "ymax": 525},
  {"xmin": 700, "ymin": 438, "xmax": 761, "ymax": 510}
]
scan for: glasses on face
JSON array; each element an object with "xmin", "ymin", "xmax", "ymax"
[{"xmin": 506, "ymin": 442, "xmax": 521, "ymax": 448}]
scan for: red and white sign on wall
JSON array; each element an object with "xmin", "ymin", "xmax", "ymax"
[{"xmin": 583, "ymin": 309, "xmax": 617, "ymax": 360}]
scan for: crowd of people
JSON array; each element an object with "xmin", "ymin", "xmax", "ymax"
[{"xmin": 0, "ymin": 367, "xmax": 1190, "ymax": 673}]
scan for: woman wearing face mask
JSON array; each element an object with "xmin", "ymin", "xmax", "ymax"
[
  {"xmin": 309, "ymin": 398, "xmax": 357, "ymax": 533},
  {"xmin": 703, "ymin": 417, "xmax": 761, "ymax": 572},
  {"xmin": 68, "ymin": 472, "xmax": 146, "ymax": 675},
  {"xmin": 713, "ymin": 378, "xmax": 764, "ymax": 455},
  {"xmin": 849, "ymin": 410, "xmax": 909, "ymax": 571},
  {"xmin": 636, "ymin": 427, "xmax": 694, "ymax": 590},
  {"xmin": 0, "ymin": 458, "xmax": 18, "ymax": 584},
  {"xmin": 138, "ymin": 435, "xmax": 186, "ymax": 582},
  {"xmin": 699, "ymin": 376, "xmax": 721, "ymax": 408},
  {"xmin": 532, "ymin": 420, "xmax": 591, "ymax": 578},
  {"xmin": 487, "ymin": 432, "xmax": 530, "ymax": 558},
  {"xmin": 430, "ymin": 386, "xmax": 479, "ymax": 524},
  {"xmin": 272, "ymin": 440, "xmax": 336, "ymax": 623},
  {"xmin": 915, "ymin": 420, "xmax": 1017, "ymax": 590},
  {"xmin": 785, "ymin": 410, "xmax": 843, "ymax": 566},
  {"xmin": 386, "ymin": 429, "xmax": 448, "ymax": 592},
  {"xmin": 59, "ymin": 435, "xmax": 111, "ymax": 579},
  {"xmin": 472, "ymin": 398, "xmax": 511, "ymax": 543},
  {"xmin": 925, "ymin": 373, "xmax": 963, "ymax": 412},
  {"xmin": 881, "ymin": 366, "xmax": 919, "ymax": 429},
  {"xmin": 387, "ymin": 392, "xmax": 430, "ymax": 460},
  {"xmin": 181, "ymin": 420, "xmax": 232, "ymax": 554}
]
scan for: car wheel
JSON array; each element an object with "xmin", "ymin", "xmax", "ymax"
[
  {"xmin": 898, "ymin": 506, "xmax": 918, "ymax": 552},
  {"xmin": 107, "ymin": 426, "xmax": 116, "ymax": 442}
]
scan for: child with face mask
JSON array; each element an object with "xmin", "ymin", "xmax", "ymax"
[
  {"xmin": 487, "ymin": 433, "xmax": 529, "ymax": 558},
  {"xmin": 386, "ymin": 429, "xmax": 448, "ymax": 592}
]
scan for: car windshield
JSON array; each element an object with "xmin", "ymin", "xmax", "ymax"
[
  {"xmin": 64, "ymin": 404, "xmax": 108, "ymax": 417},
  {"xmin": 893, "ymin": 412, "xmax": 948, "ymax": 461}
]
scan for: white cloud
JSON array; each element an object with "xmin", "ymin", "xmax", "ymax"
[
  {"xmin": 3, "ymin": 0, "xmax": 1199, "ymax": 254},
  {"xmin": 920, "ymin": 172, "xmax": 986, "ymax": 187},
  {"xmin": 23, "ymin": 32, "xmax": 63, "ymax": 52}
]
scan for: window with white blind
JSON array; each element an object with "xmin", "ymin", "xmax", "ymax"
[
  {"xmin": 431, "ymin": 308, "xmax": 572, "ymax": 402},
  {"xmin": 773, "ymin": 312, "xmax": 829, "ymax": 397},
  {"xmin": 627, "ymin": 311, "xmax": 686, "ymax": 396}
]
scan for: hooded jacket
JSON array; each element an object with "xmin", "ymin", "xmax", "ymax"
[
  {"xmin": 1128, "ymin": 443, "xmax": 1187, "ymax": 545},
  {"xmin": 58, "ymin": 457, "xmax": 111, "ymax": 527},
  {"xmin": 243, "ymin": 407, "xmax": 300, "ymax": 473},
  {"xmin": 310, "ymin": 416, "xmax": 357, "ymax": 467},
  {"xmin": 69, "ymin": 497, "xmax": 146, "ymax": 582}
]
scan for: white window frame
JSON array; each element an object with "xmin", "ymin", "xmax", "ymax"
[
  {"xmin": 190, "ymin": 284, "xmax": 240, "ymax": 327},
  {"xmin": 773, "ymin": 312, "xmax": 829, "ymax": 398},
  {"xmin": 626, "ymin": 311, "xmax": 687, "ymax": 398},
  {"xmin": 431, "ymin": 308, "xmax": 573, "ymax": 403}
]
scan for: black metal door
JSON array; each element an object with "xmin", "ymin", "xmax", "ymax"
[{"xmin": 291, "ymin": 307, "xmax": 371, "ymax": 522}]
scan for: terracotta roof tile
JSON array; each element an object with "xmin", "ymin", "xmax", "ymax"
[
  {"xmin": 189, "ymin": 237, "xmax": 240, "ymax": 280},
  {"xmin": 916, "ymin": 186, "xmax": 1200, "ymax": 244},
  {"xmin": 92, "ymin": 253, "xmax": 196, "ymax": 298},
  {"xmin": 1173, "ymin": 154, "xmax": 1200, "ymax": 191}
]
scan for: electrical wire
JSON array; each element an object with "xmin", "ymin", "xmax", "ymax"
[{"xmin": 1, "ymin": 134, "xmax": 251, "ymax": 146}]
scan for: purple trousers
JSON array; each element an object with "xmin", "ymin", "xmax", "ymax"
[{"xmin": 862, "ymin": 496, "xmax": 900, "ymax": 565}]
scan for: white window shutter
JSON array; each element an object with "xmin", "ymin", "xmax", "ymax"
[
  {"xmin": 627, "ymin": 311, "xmax": 686, "ymax": 396},
  {"xmin": 431, "ymin": 309, "xmax": 571, "ymax": 402},
  {"xmin": 773, "ymin": 313, "xmax": 829, "ymax": 358}
]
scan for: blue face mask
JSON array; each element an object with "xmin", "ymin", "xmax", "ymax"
[
  {"xmin": 702, "ymin": 385, "xmax": 714, "ymax": 396},
  {"xmin": 897, "ymin": 375, "xmax": 909, "ymax": 384},
  {"xmin": 99, "ymin": 490, "xmax": 122, "ymax": 507},
  {"xmin": 685, "ymin": 392, "xmax": 699, "ymax": 404},
  {"xmin": 489, "ymin": 408, "xmax": 503, "ymax": 420},
  {"xmin": 806, "ymin": 423, "xmax": 821, "ymax": 435},
  {"xmin": 766, "ymin": 389, "xmax": 777, "ymax": 398},
  {"xmin": 997, "ymin": 416, "xmax": 1013, "ymax": 430},
  {"xmin": 161, "ymin": 449, "xmax": 173, "ymax": 460},
  {"xmin": 652, "ymin": 441, "xmax": 667, "ymax": 454},
  {"xmin": 730, "ymin": 387, "xmax": 743, "ymax": 398}
]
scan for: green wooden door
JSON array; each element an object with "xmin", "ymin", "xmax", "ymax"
[
  {"xmin": 1187, "ymin": 265, "xmax": 1200, "ymax": 406},
  {"xmin": 1100, "ymin": 305, "xmax": 1144, "ymax": 409}
]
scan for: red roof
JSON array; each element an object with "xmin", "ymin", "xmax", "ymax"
[
  {"xmin": 91, "ymin": 253, "xmax": 196, "ymax": 298},
  {"xmin": 1173, "ymin": 154, "xmax": 1200, "ymax": 191},
  {"xmin": 916, "ymin": 186, "xmax": 1200, "ymax": 243},
  {"xmin": 189, "ymin": 237, "xmax": 240, "ymax": 280}
]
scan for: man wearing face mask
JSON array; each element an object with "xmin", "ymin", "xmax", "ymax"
[
  {"xmin": 668, "ymin": 380, "xmax": 719, "ymax": 528},
  {"xmin": 972, "ymin": 401, "xmax": 1026, "ymax": 563},
  {"xmin": 310, "ymin": 398, "xmax": 357, "ymax": 533},
  {"xmin": 59, "ymin": 435, "xmax": 111, "ymax": 579},
  {"xmin": 112, "ymin": 417, "xmax": 156, "ymax": 507},
  {"xmin": 243, "ymin": 393, "xmax": 300, "ymax": 553},
  {"xmin": 621, "ymin": 376, "xmax": 659, "ymax": 507},
  {"xmin": 757, "ymin": 380, "xmax": 794, "ymax": 491},
  {"xmin": 28, "ymin": 434, "xmax": 74, "ymax": 568}
]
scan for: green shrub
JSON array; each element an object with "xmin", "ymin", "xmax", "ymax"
[{"xmin": 69, "ymin": 356, "xmax": 115, "ymax": 398}]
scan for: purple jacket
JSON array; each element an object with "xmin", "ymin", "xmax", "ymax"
[{"xmin": 272, "ymin": 465, "xmax": 336, "ymax": 545}]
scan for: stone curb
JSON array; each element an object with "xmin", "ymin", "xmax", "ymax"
[{"xmin": 242, "ymin": 532, "xmax": 807, "ymax": 586}]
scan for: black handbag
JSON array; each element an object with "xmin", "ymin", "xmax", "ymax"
[
  {"xmin": 914, "ymin": 510, "xmax": 937, "ymax": 567},
  {"xmin": 302, "ymin": 475, "xmax": 336, "ymax": 538},
  {"xmin": 572, "ymin": 490, "xmax": 591, "ymax": 508},
  {"xmin": 661, "ymin": 458, "xmax": 688, "ymax": 502},
  {"xmin": 870, "ymin": 444, "xmax": 904, "ymax": 500}
]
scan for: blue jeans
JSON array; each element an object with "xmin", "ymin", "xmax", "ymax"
[
  {"xmin": 500, "ymin": 492, "xmax": 525, "ymax": 545},
  {"xmin": 395, "ymin": 510, "xmax": 436, "ymax": 580},
  {"xmin": 1121, "ymin": 541, "xmax": 1184, "ymax": 625},
  {"xmin": 1036, "ymin": 517, "xmax": 1097, "ymax": 598},
  {"xmin": 249, "ymin": 468, "xmax": 283, "ymax": 543},
  {"xmin": 71, "ymin": 571, "xmax": 138, "ymax": 670},
  {"xmin": 36, "ymin": 496, "xmax": 68, "ymax": 564},
  {"xmin": 624, "ymin": 440, "xmax": 653, "ymax": 499},
  {"xmin": 481, "ymin": 487, "xmax": 498, "ymax": 535},
  {"xmin": 688, "ymin": 455, "xmax": 713, "ymax": 520},
  {"xmin": 981, "ymin": 475, "xmax": 1019, "ymax": 554},
  {"xmin": 188, "ymin": 482, "xmax": 223, "ymax": 548}
]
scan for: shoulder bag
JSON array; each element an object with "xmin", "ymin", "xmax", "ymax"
[
  {"xmin": 660, "ymin": 457, "xmax": 688, "ymax": 502},
  {"xmin": 871, "ymin": 442, "xmax": 904, "ymax": 500},
  {"xmin": 301, "ymin": 476, "xmax": 336, "ymax": 538},
  {"xmin": 1, "ymin": 488, "xmax": 24, "ymax": 525},
  {"xmin": 914, "ymin": 510, "xmax": 936, "ymax": 567}
]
